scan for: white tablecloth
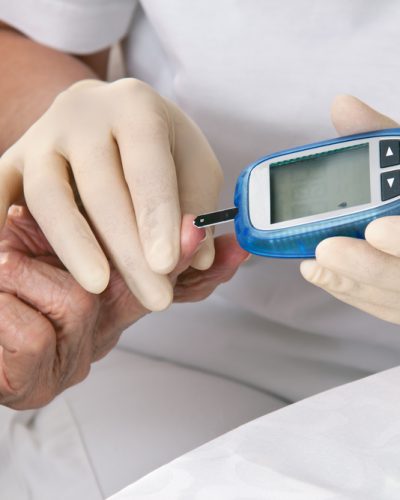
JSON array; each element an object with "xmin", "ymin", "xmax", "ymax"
[{"xmin": 110, "ymin": 366, "xmax": 400, "ymax": 500}]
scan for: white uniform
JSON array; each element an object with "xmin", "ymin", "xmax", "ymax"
[{"xmin": 1, "ymin": 1, "xmax": 400, "ymax": 498}]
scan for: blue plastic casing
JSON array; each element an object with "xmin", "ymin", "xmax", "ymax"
[{"xmin": 234, "ymin": 128, "xmax": 400, "ymax": 258}]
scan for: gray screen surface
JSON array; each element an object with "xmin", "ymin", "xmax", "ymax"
[{"xmin": 269, "ymin": 143, "xmax": 371, "ymax": 224}]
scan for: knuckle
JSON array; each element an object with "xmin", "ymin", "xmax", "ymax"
[
  {"xmin": 308, "ymin": 264, "xmax": 330, "ymax": 286},
  {"xmin": 113, "ymin": 77, "xmax": 152, "ymax": 97},
  {"xmin": 129, "ymin": 113, "xmax": 169, "ymax": 141},
  {"xmin": 117, "ymin": 252, "xmax": 140, "ymax": 275},
  {"xmin": 24, "ymin": 320, "xmax": 55, "ymax": 357},
  {"xmin": 70, "ymin": 362, "xmax": 91, "ymax": 386},
  {"xmin": 310, "ymin": 262, "xmax": 357, "ymax": 295},
  {"xmin": 53, "ymin": 80, "xmax": 103, "ymax": 105},
  {"xmin": 0, "ymin": 251, "xmax": 22, "ymax": 280},
  {"xmin": 328, "ymin": 274, "xmax": 357, "ymax": 294}
]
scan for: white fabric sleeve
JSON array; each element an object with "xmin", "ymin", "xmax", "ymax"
[{"xmin": 0, "ymin": 0, "xmax": 138, "ymax": 54}]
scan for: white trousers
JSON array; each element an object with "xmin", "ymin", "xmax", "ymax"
[
  {"xmin": 1, "ymin": 293, "xmax": 398, "ymax": 499},
  {"xmin": 0, "ymin": 348, "xmax": 286, "ymax": 499}
]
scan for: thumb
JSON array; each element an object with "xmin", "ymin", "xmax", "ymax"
[
  {"xmin": 331, "ymin": 96, "xmax": 400, "ymax": 257},
  {"xmin": 331, "ymin": 94, "xmax": 398, "ymax": 136}
]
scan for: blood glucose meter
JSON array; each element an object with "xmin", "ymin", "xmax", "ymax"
[{"xmin": 194, "ymin": 129, "xmax": 400, "ymax": 258}]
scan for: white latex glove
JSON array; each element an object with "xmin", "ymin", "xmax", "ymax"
[
  {"xmin": 0, "ymin": 79, "xmax": 222, "ymax": 310},
  {"xmin": 301, "ymin": 94, "xmax": 400, "ymax": 324}
]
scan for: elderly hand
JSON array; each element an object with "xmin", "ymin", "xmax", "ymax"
[
  {"xmin": 0, "ymin": 78, "xmax": 223, "ymax": 311},
  {"xmin": 0, "ymin": 206, "xmax": 247, "ymax": 409},
  {"xmin": 300, "ymin": 94, "xmax": 400, "ymax": 324}
]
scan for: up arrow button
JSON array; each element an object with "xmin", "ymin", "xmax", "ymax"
[{"xmin": 380, "ymin": 140, "xmax": 400, "ymax": 167}]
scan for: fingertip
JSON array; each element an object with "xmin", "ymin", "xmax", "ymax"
[
  {"xmin": 140, "ymin": 279, "xmax": 173, "ymax": 312},
  {"xmin": 146, "ymin": 238, "xmax": 180, "ymax": 274},
  {"xmin": 185, "ymin": 213, "xmax": 206, "ymax": 244},
  {"xmin": 317, "ymin": 235, "xmax": 351, "ymax": 260},
  {"xmin": 365, "ymin": 216, "xmax": 400, "ymax": 256},
  {"xmin": 79, "ymin": 260, "xmax": 111, "ymax": 294},
  {"xmin": 300, "ymin": 259, "xmax": 319, "ymax": 282},
  {"xmin": 190, "ymin": 236, "xmax": 215, "ymax": 270},
  {"xmin": 242, "ymin": 252, "xmax": 252, "ymax": 263},
  {"xmin": 331, "ymin": 94, "xmax": 398, "ymax": 136},
  {"xmin": 180, "ymin": 214, "xmax": 206, "ymax": 257},
  {"xmin": 215, "ymin": 234, "xmax": 249, "ymax": 267}
]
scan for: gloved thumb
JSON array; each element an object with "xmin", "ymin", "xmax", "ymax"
[
  {"xmin": 331, "ymin": 94, "xmax": 398, "ymax": 136},
  {"xmin": 331, "ymin": 95, "xmax": 400, "ymax": 257}
]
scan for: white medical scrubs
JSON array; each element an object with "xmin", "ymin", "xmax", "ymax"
[{"xmin": 1, "ymin": 1, "xmax": 400, "ymax": 498}]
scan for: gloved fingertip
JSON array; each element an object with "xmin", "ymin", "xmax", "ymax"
[
  {"xmin": 331, "ymin": 94, "xmax": 398, "ymax": 136},
  {"xmin": 299, "ymin": 259, "xmax": 320, "ymax": 283},
  {"xmin": 146, "ymin": 239, "xmax": 180, "ymax": 275},
  {"xmin": 190, "ymin": 238, "xmax": 215, "ymax": 270},
  {"xmin": 80, "ymin": 261, "xmax": 111, "ymax": 294},
  {"xmin": 365, "ymin": 216, "xmax": 400, "ymax": 256},
  {"xmin": 140, "ymin": 280, "xmax": 173, "ymax": 312}
]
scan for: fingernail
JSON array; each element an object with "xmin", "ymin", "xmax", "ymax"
[
  {"xmin": 8, "ymin": 205, "xmax": 23, "ymax": 217},
  {"xmin": 244, "ymin": 254, "xmax": 252, "ymax": 262},
  {"xmin": 194, "ymin": 230, "xmax": 207, "ymax": 252},
  {"xmin": 199, "ymin": 232, "xmax": 207, "ymax": 244}
]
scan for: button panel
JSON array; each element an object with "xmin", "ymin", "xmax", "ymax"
[
  {"xmin": 381, "ymin": 170, "xmax": 400, "ymax": 201},
  {"xmin": 380, "ymin": 140, "xmax": 400, "ymax": 168}
]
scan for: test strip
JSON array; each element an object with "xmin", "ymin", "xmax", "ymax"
[{"xmin": 193, "ymin": 207, "xmax": 238, "ymax": 228}]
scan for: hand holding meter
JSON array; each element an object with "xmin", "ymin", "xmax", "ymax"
[{"xmin": 195, "ymin": 129, "xmax": 400, "ymax": 258}]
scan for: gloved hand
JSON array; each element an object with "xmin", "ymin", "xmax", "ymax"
[
  {"xmin": 301, "ymin": 94, "xmax": 400, "ymax": 324},
  {"xmin": 0, "ymin": 79, "xmax": 223, "ymax": 311},
  {"xmin": 0, "ymin": 206, "xmax": 248, "ymax": 409}
]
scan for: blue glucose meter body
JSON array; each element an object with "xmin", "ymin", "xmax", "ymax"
[{"xmin": 233, "ymin": 129, "xmax": 400, "ymax": 258}]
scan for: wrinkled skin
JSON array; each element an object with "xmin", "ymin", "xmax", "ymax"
[
  {"xmin": 0, "ymin": 79, "xmax": 224, "ymax": 310},
  {"xmin": 0, "ymin": 206, "xmax": 248, "ymax": 410}
]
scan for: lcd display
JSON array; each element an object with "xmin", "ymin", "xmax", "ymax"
[{"xmin": 269, "ymin": 143, "xmax": 370, "ymax": 224}]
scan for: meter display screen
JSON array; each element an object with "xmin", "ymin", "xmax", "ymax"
[{"xmin": 269, "ymin": 143, "xmax": 371, "ymax": 224}]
